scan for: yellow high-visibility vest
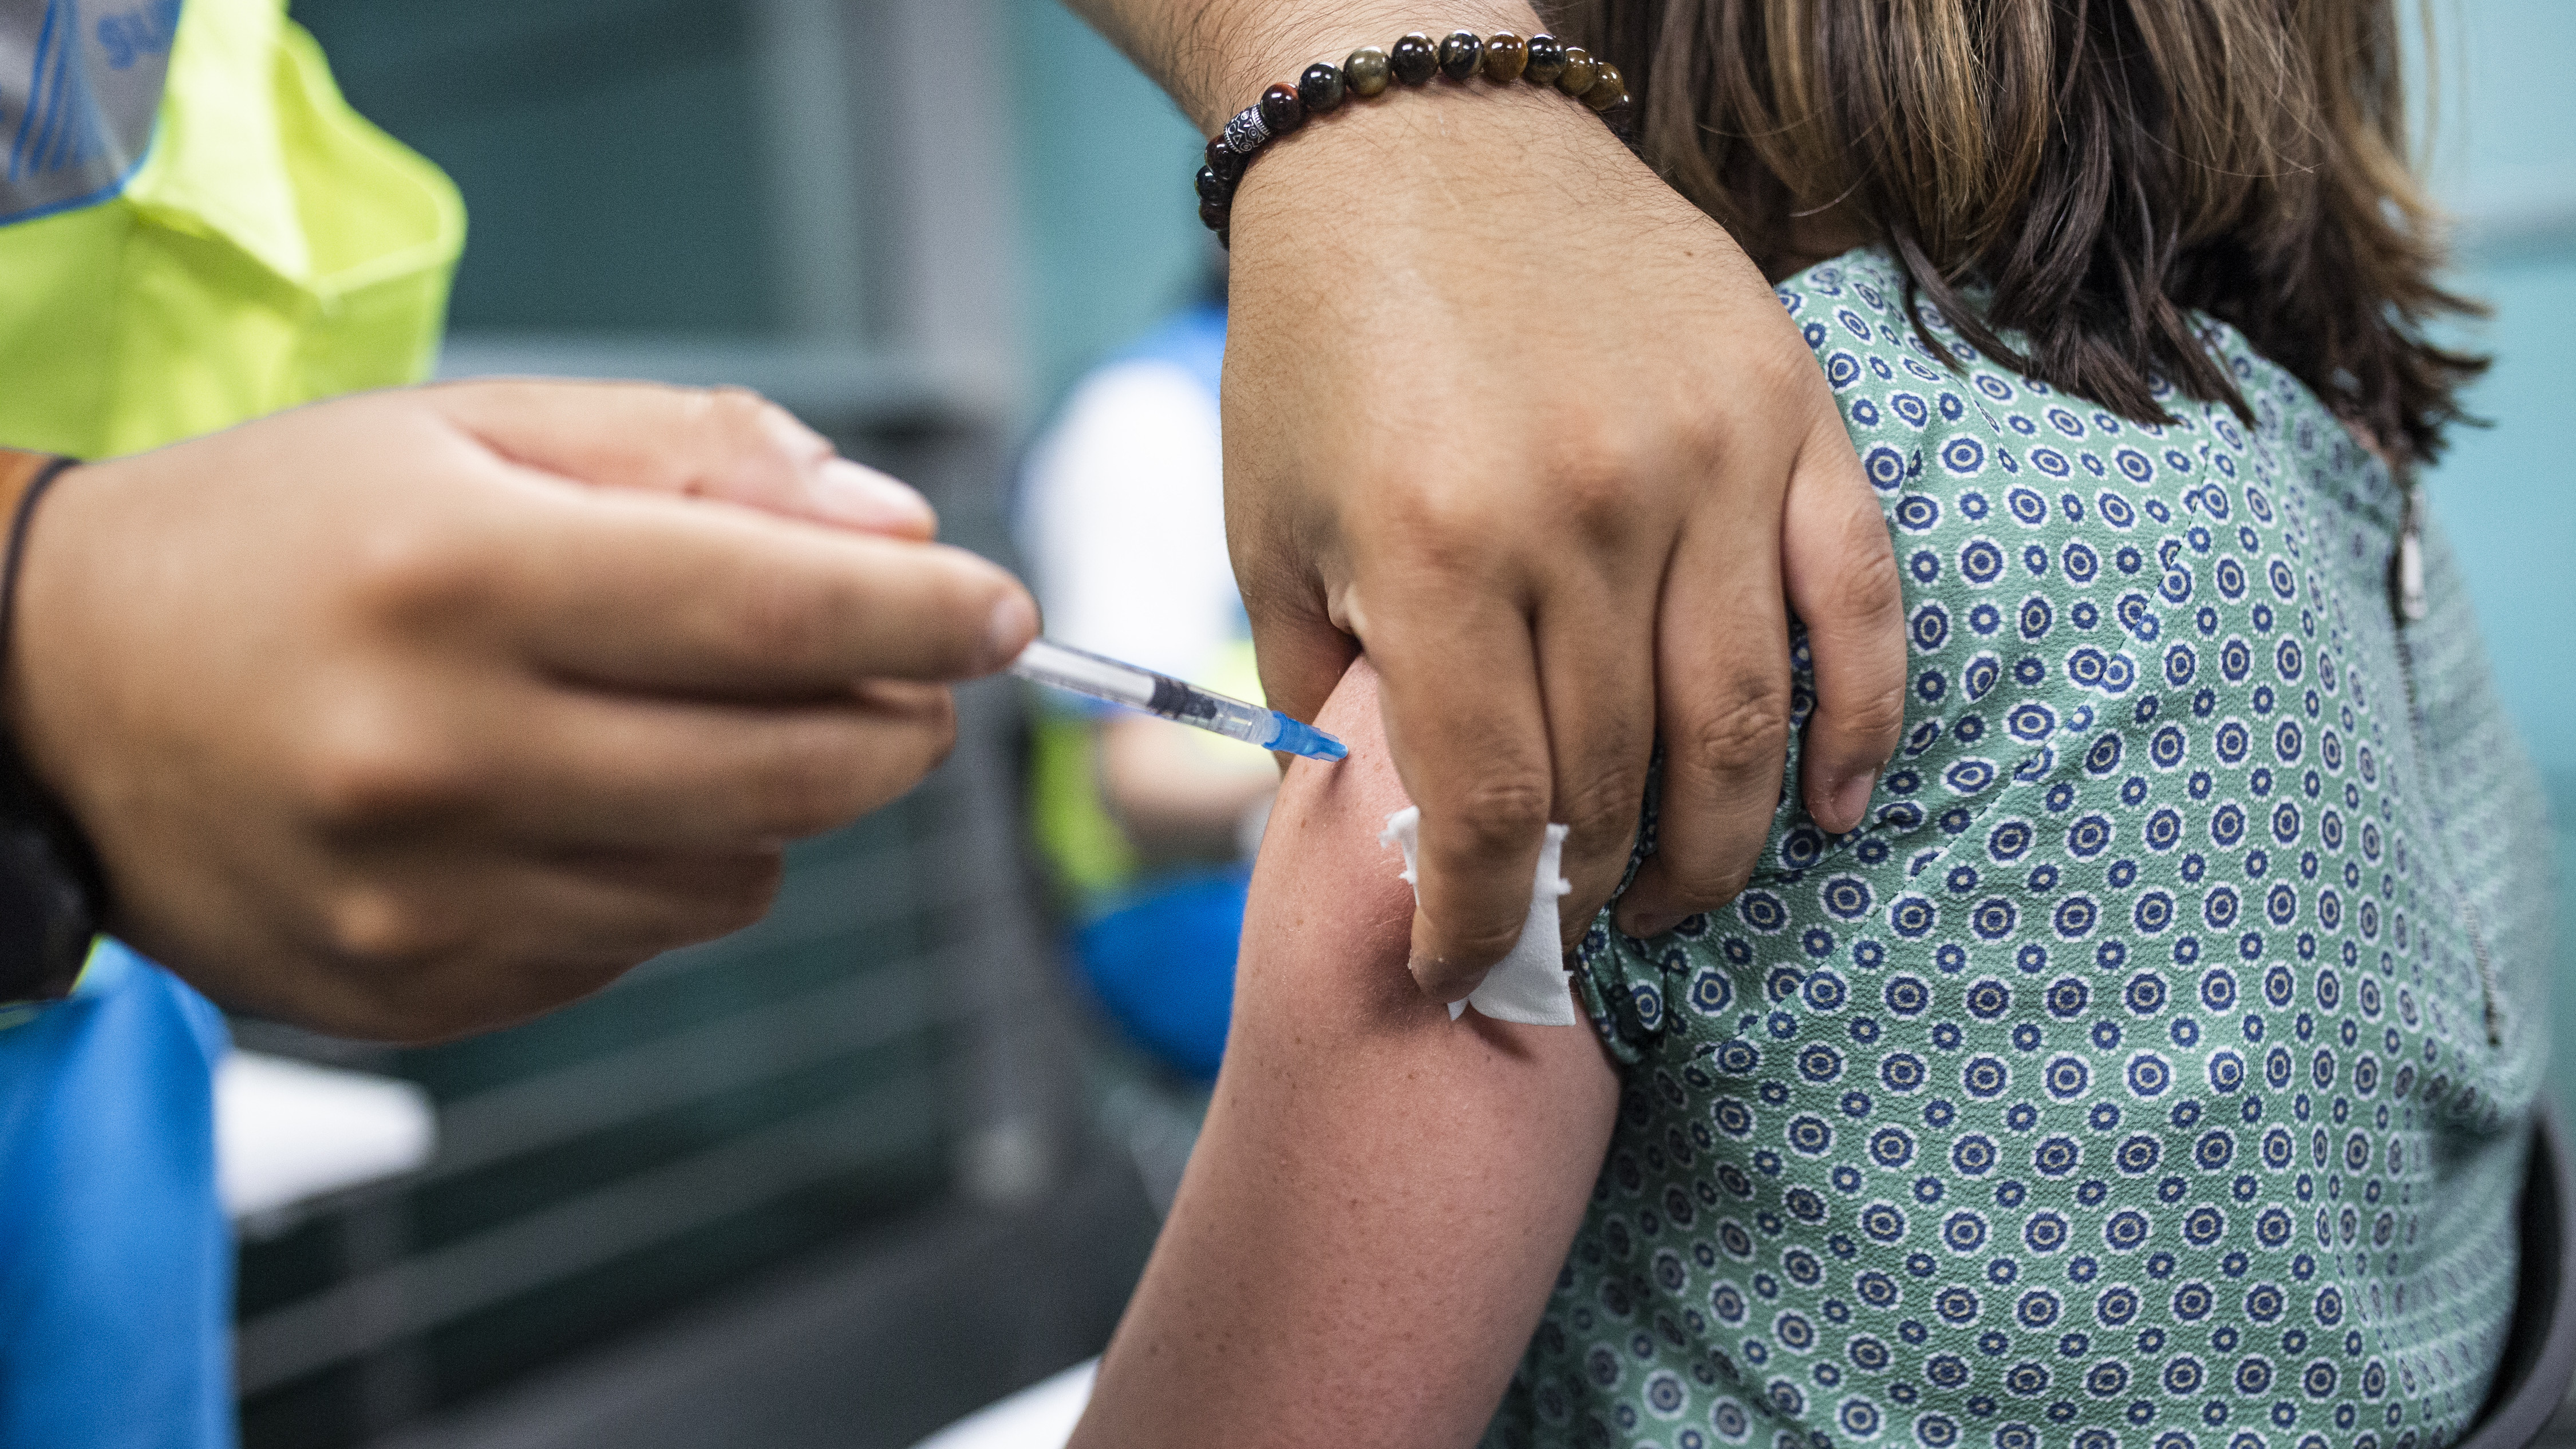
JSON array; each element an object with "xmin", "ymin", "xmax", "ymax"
[
  {"xmin": 0, "ymin": 0, "xmax": 459, "ymax": 1022},
  {"xmin": 0, "ymin": 0, "xmax": 462, "ymax": 460}
]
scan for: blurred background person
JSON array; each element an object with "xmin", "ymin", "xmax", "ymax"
[{"xmin": 1017, "ymin": 262, "xmax": 1269, "ymax": 1085}]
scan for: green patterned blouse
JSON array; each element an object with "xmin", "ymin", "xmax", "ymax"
[{"xmin": 1492, "ymin": 247, "xmax": 2555, "ymax": 1449}]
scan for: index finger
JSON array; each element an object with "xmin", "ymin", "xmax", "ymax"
[
  {"xmin": 501, "ymin": 484, "xmax": 1036, "ymax": 693},
  {"xmin": 428, "ymin": 378, "xmax": 939, "ymax": 540},
  {"xmin": 1363, "ymin": 586, "xmax": 1554, "ymax": 1001}
]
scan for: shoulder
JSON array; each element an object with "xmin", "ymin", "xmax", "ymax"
[
  {"xmin": 1580, "ymin": 252, "xmax": 2381, "ymax": 1056},
  {"xmin": 1777, "ymin": 248, "xmax": 2213, "ymax": 530},
  {"xmin": 1761, "ymin": 250, "xmax": 2242, "ymax": 854}
]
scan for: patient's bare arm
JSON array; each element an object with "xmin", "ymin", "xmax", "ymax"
[{"xmin": 1069, "ymin": 660, "xmax": 1622, "ymax": 1449}]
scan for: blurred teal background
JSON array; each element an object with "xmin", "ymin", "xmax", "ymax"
[
  {"xmin": 2413, "ymin": 0, "xmax": 2576, "ymax": 1126},
  {"xmin": 1001, "ymin": 1, "xmax": 1208, "ymax": 407}
]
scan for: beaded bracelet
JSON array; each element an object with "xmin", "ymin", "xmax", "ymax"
[{"xmin": 1195, "ymin": 29, "xmax": 1631, "ymax": 245}]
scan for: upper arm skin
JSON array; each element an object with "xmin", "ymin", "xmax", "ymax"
[{"xmin": 1069, "ymin": 659, "xmax": 1623, "ymax": 1449}]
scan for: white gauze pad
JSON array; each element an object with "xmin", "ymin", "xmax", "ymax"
[{"xmin": 1379, "ymin": 807, "xmax": 1579, "ymax": 1026}]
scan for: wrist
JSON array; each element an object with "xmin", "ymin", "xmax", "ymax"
[
  {"xmin": 1174, "ymin": 2, "xmax": 1542, "ymax": 130},
  {"xmin": 0, "ymin": 448, "xmax": 85, "ymax": 810},
  {"xmin": 1198, "ymin": 18, "xmax": 1649, "ymax": 255},
  {"xmin": 0, "ymin": 448, "xmax": 101, "ymax": 1002},
  {"xmin": 0, "ymin": 448, "xmax": 82, "ymax": 775},
  {"xmin": 1223, "ymin": 73, "xmax": 1662, "ymax": 258}
]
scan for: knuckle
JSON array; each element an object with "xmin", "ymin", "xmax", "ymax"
[
  {"xmin": 343, "ymin": 520, "xmax": 488, "ymax": 622},
  {"xmin": 1377, "ymin": 486, "xmax": 1503, "ymax": 578},
  {"xmin": 1443, "ymin": 772, "xmax": 1554, "ymax": 855},
  {"xmin": 694, "ymin": 384, "xmax": 773, "ymax": 435},
  {"xmin": 318, "ymin": 884, "xmax": 447, "ymax": 967},
  {"xmin": 704, "ymin": 386, "xmax": 819, "ymax": 464},
  {"xmin": 753, "ymin": 696, "xmax": 955, "ymax": 835},
  {"xmin": 1670, "ymin": 405, "xmax": 1732, "ymax": 468},
  {"xmin": 1830, "ymin": 686, "xmax": 1910, "ymax": 752},
  {"xmin": 1546, "ymin": 449, "xmax": 1643, "ymax": 544},
  {"xmin": 1449, "ymin": 918, "xmax": 1528, "ymax": 964},
  {"xmin": 918, "ymin": 566, "xmax": 1002, "ymax": 668},
  {"xmin": 1524, "ymin": 413, "xmax": 1662, "ymax": 544},
  {"xmin": 303, "ymin": 701, "xmax": 474, "ymax": 829},
  {"xmin": 721, "ymin": 567, "xmax": 836, "ymax": 671},
  {"xmin": 742, "ymin": 725, "xmax": 865, "ymax": 836},
  {"xmin": 1814, "ymin": 517, "xmax": 1906, "ymax": 626},
  {"xmin": 1677, "ymin": 679, "xmax": 1793, "ymax": 782},
  {"xmin": 1557, "ymin": 761, "xmax": 1645, "ymax": 856}
]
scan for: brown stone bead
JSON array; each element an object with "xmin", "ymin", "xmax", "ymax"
[
  {"xmin": 1482, "ymin": 31, "xmax": 1527, "ymax": 82},
  {"xmin": 1195, "ymin": 164, "xmax": 1230, "ymax": 204},
  {"xmin": 1389, "ymin": 31, "xmax": 1438, "ymax": 85},
  {"xmin": 1437, "ymin": 30, "xmax": 1481, "ymax": 81},
  {"xmin": 1298, "ymin": 61, "xmax": 1345, "ymax": 113},
  {"xmin": 1204, "ymin": 135, "xmax": 1244, "ymax": 183},
  {"xmin": 1556, "ymin": 47, "xmax": 1599, "ymax": 96},
  {"xmin": 1259, "ymin": 81, "xmax": 1306, "ymax": 133},
  {"xmin": 1523, "ymin": 33, "xmax": 1566, "ymax": 86},
  {"xmin": 1199, "ymin": 195, "xmax": 1230, "ymax": 230},
  {"xmin": 1344, "ymin": 46, "xmax": 1392, "ymax": 97},
  {"xmin": 1583, "ymin": 61, "xmax": 1628, "ymax": 112}
]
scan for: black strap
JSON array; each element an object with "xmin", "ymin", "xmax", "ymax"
[
  {"xmin": 0, "ymin": 456, "xmax": 80, "ymax": 658},
  {"xmin": 0, "ymin": 457, "xmax": 106, "ymax": 1003}
]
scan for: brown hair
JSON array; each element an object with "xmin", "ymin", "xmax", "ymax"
[{"xmin": 1558, "ymin": 0, "xmax": 2485, "ymax": 464}]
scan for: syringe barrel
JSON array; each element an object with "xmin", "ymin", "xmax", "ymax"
[
  {"xmin": 1010, "ymin": 637, "xmax": 1344, "ymax": 759},
  {"xmin": 1013, "ymin": 639, "xmax": 1270, "ymax": 745},
  {"xmin": 1163, "ymin": 688, "xmax": 1274, "ymax": 748},
  {"xmin": 1009, "ymin": 639, "xmax": 1156, "ymax": 709}
]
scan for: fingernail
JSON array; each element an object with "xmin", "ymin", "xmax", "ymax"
[
  {"xmin": 813, "ymin": 459, "xmax": 936, "ymax": 535},
  {"xmin": 1619, "ymin": 906, "xmax": 1686, "ymax": 940},
  {"xmin": 1831, "ymin": 767, "xmax": 1881, "ymax": 833},
  {"xmin": 1405, "ymin": 953, "xmax": 1473, "ymax": 1006},
  {"xmin": 985, "ymin": 592, "xmax": 1038, "ymax": 672}
]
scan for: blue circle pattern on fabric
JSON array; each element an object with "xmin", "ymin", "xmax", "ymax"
[{"xmin": 1486, "ymin": 248, "xmax": 2556, "ymax": 1449}]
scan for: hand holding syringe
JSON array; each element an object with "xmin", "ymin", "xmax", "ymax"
[{"xmin": 1009, "ymin": 639, "xmax": 1346, "ymax": 762}]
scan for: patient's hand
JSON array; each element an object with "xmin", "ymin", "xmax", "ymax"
[{"xmin": 1069, "ymin": 660, "xmax": 1621, "ymax": 1449}]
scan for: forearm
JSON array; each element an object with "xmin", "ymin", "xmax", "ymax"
[
  {"xmin": 1056, "ymin": 0, "xmax": 1542, "ymax": 129},
  {"xmin": 1072, "ymin": 661, "xmax": 1620, "ymax": 1448}
]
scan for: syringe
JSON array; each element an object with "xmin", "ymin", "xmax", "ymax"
[{"xmin": 1008, "ymin": 638, "xmax": 1348, "ymax": 763}]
